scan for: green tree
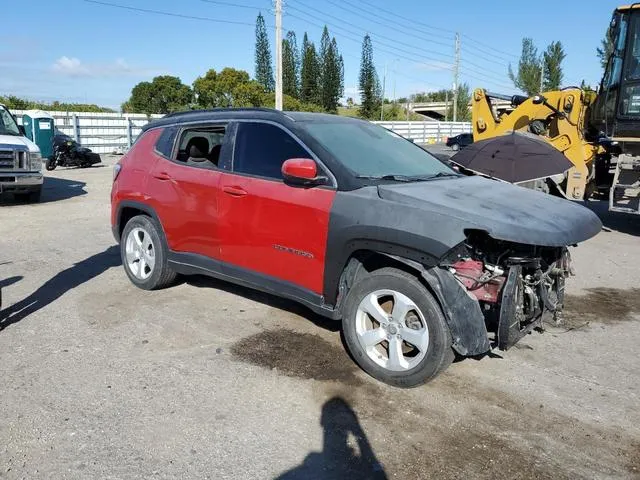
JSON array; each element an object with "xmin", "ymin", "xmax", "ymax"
[
  {"xmin": 453, "ymin": 83, "xmax": 471, "ymax": 121},
  {"xmin": 254, "ymin": 13, "xmax": 274, "ymax": 92},
  {"xmin": 0, "ymin": 95, "xmax": 114, "ymax": 112},
  {"xmin": 358, "ymin": 34, "xmax": 381, "ymax": 119},
  {"xmin": 282, "ymin": 31, "xmax": 300, "ymax": 98},
  {"xmin": 580, "ymin": 79, "xmax": 595, "ymax": 92},
  {"xmin": 125, "ymin": 75, "xmax": 192, "ymax": 114},
  {"xmin": 300, "ymin": 33, "xmax": 320, "ymax": 105},
  {"xmin": 597, "ymin": 29, "xmax": 614, "ymax": 70},
  {"xmin": 318, "ymin": 32, "xmax": 342, "ymax": 113},
  {"xmin": 193, "ymin": 68, "xmax": 265, "ymax": 108},
  {"xmin": 543, "ymin": 41, "xmax": 566, "ymax": 91},
  {"xmin": 508, "ymin": 38, "xmax": 542, "ymax": 96}
]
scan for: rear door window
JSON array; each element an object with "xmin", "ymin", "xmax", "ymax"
[
  {"xmin": 155, "ymin": 126, "xmax": 178, "ymax": 158},
  {"xmin": 173, "ymin": 124, "xmax": 227, "ymax": 168},
  {"xmin": 232, "ymin": 122, "xmax": 309, "ymax": 180}
]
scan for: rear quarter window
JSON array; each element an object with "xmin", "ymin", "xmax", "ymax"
[{"xmin": 154, "ymin": 126, "xmax": 178, "ymax": 158}]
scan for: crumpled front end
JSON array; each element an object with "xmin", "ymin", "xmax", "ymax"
[{"xmin": 422, "ymin": 231, "xmax": 571, "ymax": 356}]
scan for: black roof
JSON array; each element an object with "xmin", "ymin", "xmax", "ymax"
[{"xmin": 141, "ymin": 108, "xmax": 363, "ymax": 132}]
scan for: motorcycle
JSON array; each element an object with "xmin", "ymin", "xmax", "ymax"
[{"xmin": 46, "ymin": 134, "xmax": 102, "ymax": 171}]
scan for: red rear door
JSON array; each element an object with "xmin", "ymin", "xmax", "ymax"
[{"xmin": 217, "ymin": 122, "xmax": 335, "ymax": 294}]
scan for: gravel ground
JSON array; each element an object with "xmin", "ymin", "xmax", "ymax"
[{"xmin": 0, "ymin": 155, "xmax": 639, "ymax": 479}]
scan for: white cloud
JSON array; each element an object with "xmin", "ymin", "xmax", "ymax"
[
  {"xmin": 51, "ymin": 56, "xmax": 163, "ymax": 77},
  {"xmin": 52, "ymin": 56, "xmax": 88, "ymax": 76}
]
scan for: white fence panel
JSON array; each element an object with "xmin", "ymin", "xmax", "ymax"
[
  {"xmin": 373, "ymin": 121, "xmax": 471, "ymax": 143},
  {"xmin": 12, "ymin": 110, "xmax": 163, "ymax": 154},
  {"xmin": 9, "ymin": 108, "xmax": 471, "ymax": 154}
]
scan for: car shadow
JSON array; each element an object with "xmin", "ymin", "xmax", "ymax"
[
  {"xmin": 585, "ymin": 199, "xmax": 640, "ymax": 236},
  {"xmin": 0, "ymin": 177, "xmax": 87, "ymax": 205},
  {"xmin": 0, "ymin": 246, "xmax": 121, "ymax": 331},
  {"xmin": 275, "ymin": 397, "xmax": 387, "ymax": 480},
  {"xmin": 186, "ymin": 275, "xmax": 341, "ymax": 332}
]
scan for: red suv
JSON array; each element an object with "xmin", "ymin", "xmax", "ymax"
[{"xmin": 111, "ymin": 109, "xmax": 600, "ymax": 387}]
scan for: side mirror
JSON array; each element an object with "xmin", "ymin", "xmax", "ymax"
[
  {"xmin": 282, "ymin": 158, "xmax": 327, "ymax": 187},
  {"xmin": 18, "ymin": 125, "xmax": 26, "ymax": 136},
  {"xmin": 532, "ymin": 95, "xmax": 545, "ymax": 105}
]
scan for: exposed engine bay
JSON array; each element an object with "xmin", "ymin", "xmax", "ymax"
[{"xmin": 445, "ymin": 231, "xmax": 571, "ymax": 350}]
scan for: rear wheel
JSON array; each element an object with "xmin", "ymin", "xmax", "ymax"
[
  {"xmin": 121, "ymin": 215, "xmax": 177, "ymax": 290},
  {"xmin": 342, "ymin": 267, "xmax": 454, "ymax": 388}
]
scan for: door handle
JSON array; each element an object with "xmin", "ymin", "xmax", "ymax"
[
  {"xmin": 223, "ymin": 185, "xmax": 248, "ymax": 197},
  {"xmin": 153, "ymin": 171, "xmax": 172, "ymax": 181}
]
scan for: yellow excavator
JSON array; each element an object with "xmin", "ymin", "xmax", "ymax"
[{"xmin": 471, "ymin": 4, "xmax": 640, "ymax": 214}]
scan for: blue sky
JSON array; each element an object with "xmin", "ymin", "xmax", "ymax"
[{"xmin": 0, "ymin": 0, "xmax": 622, "ymax": 109}]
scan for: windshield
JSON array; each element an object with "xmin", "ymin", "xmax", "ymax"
[
  {"xmin": 0, "ymin": 107, "xmax": 20, "ymax": 136},
  {"xmin": 302, "ymin": 121, "xmax": 455, "ymax": 179}
]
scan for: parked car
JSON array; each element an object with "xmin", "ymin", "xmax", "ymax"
[
  {"xmin": 446, "ymin": 132, "xmax": 474, "ymax": 151},
  {"xmin": 110, "ymin": 109, "xmax": 600, "ymax": 387},
  {"xmin": 0, "ymin": 104, "xmax": 43, "ymax": 202}
]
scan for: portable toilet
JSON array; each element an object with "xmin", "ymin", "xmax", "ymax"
[{"xmin": 22, "ymin": 110, "xmax": 55, "ymax": 159}]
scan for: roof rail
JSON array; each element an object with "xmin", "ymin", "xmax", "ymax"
[{"xmin": 163, "ymin": 107, "xmax": 282, "ymax": 119}]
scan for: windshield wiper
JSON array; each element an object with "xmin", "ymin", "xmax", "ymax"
[
  {"xmin": 355, "ymin": 174, "xmax": 415, "ymax": 182},
  {"xmin": 410, "ymin": 171, "xmax": 460, "ymax": 180}
]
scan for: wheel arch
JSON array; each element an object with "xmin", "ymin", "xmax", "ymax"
[
  {"xmin": 332, "ymin": 248, "xmax": 491, "ymax": 357},
  {"xmin": 114, "ymin": 200, "xmax": 163, "ymax": 243}
]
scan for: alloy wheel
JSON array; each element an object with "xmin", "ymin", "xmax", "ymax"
[{"xmin": 355, "ymin": 289, "xmax": 430, "ymax": 372}]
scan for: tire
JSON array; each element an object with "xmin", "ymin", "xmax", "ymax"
[
  {"xmin": 451, "ymin": 143, "xmax": 460, "ymax": 151},
  {"xmin": 342, "ymin": 267, "xmax": 454, "ymax": 388},
  {"xmin": 45, "ymin": 158, "xmax": 57, "ymax": 171},
  {"xmin": 120, "ymin": 214, "xmax": 177, "ymax": 290}
]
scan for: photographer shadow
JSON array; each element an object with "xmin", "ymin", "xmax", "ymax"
[{"xmin": 276, "ymin": 397, "xmax": 387, "ymax": 480}]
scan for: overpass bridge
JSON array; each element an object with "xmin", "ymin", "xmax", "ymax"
[{"xmin": 409, "ymin": 98, "xmax": 514, "ymax": 120}]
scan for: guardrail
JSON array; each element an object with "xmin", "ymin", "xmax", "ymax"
[{"xmin": 11, "ymin": 109, "xmax": 471, "ymax": 154}]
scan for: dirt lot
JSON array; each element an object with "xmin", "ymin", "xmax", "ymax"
[{"xmin": 0, "ymin": 156, "xmax": 639, "ymax": 479}]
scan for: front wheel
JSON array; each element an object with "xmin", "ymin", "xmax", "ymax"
[
  {"xmin": 45, "ymin": 158, "xmax": 57, "ymax": 171},
  {"xmin": 451, "ymin": 143, "xmax": 460, "ymax": 151},
  {"xmin": 120, "ymin": 215, "xmax": 177, "ymax": 290},
  {"xmin": 342, "ymin": 267, "xmax": 454, "ymax": 388}
]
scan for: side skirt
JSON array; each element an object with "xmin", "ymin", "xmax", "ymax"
[{"xmin": 167, "ymin": 251, "xmax": 340, "ymax": 320}]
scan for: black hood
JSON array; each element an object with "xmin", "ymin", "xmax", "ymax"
[{"xmin": 377, "ymin": 176, "xmax": 602, "ymax": 247}]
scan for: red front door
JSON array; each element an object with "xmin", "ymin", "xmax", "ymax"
[{"xmin": 217, "ymin": 122, "xmax": 335, "ymax": 294}]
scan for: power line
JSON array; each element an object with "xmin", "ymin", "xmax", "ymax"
[
  {"xmin": 84, "ymin": 0, "xmax": 261, "ymax": 27},
  {"xmin": 320, "ymin": 0, "xmax": 454, "ymax": 50},
  {"xmin": 460, "ymin": 33, "xmax": 519, "ymax": 61},
  {"xmin": 285, "ymin": 10, "xmax": 454, "ymax": 71},
  {"xmin": 460, "ymin": 49, "xmax": 511, "ymax": 68},
  {"xmin": 198, "ymin": 0, "xmax": 265, "ymax": 9},
  {"xmin": 288, "ymin": 2, "xmax": 454, "ymax": 65},
  {"xmin": 350, "ymin": 0, "xmax": 520, "ymax": 61},
  {"xmin": 348, "ymin": 0, "xmax": 454, "ymax": 35}
]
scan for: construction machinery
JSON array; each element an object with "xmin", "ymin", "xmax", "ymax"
[{"xmin": 471, "ymin": 4, "xmax": 640, "ymax": 214}]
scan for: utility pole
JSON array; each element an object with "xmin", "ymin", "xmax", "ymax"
[
  {"xmin": 452, "ymin": 32, "xmax": 460, "ymax": 122},
  {"xmin": 381, "ymin": 62, "xmax": 387, "ymax": 120},
  {"xmin": 540, "ymin": 58, "xmax": 545, "ymax": 94},
  {"xmin": 275, "ymin": 0, "xmax": 283, "ymax": 110},
  {"xmin": 445, "ymin": 89, "xmax": 449, "ymax": 122}
]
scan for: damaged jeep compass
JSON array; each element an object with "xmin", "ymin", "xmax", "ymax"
[{"xmin": 111, "ymin": 109, "xmax": 601, "ymax": 388}]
